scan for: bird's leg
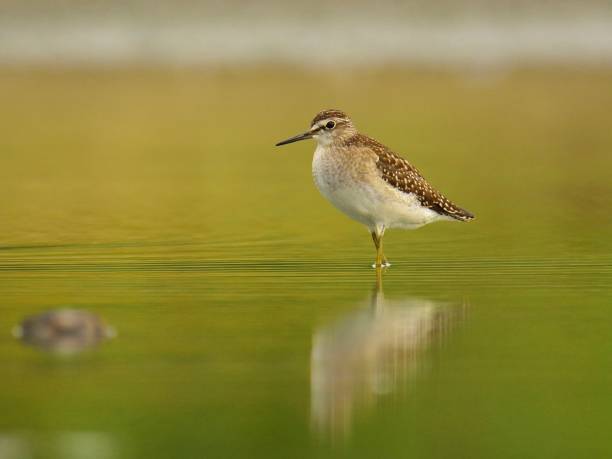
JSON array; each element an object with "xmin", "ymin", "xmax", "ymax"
[
  {"xmin": 378, "ymin": 228, "xmax": 390, "ymax": 267},
  {"xmin": 371, "ymin": 229, "xmax": 390, "ymax": 268},
  {"xmin": 370, "ymin": 231, "xmax": 380, "ymax": 266}
]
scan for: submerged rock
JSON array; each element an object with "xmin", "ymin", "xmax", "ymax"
[{"xmin": 13, "ymin": 309, "xmax": 115, "ymax": 354}]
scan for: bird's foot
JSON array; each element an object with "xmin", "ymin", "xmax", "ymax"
[{"xmin": 371, "ymin": 260, "xmax": 391, "ymax": 269}]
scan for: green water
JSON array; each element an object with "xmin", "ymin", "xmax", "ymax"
[{"xmin": 1, "ymin": 68, "xmax": 612, "ymax": 458}]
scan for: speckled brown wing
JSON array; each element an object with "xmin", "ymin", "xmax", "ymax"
[{"xmin": 346, "ymin": 134, "xmax": 474, "ymax": 221}]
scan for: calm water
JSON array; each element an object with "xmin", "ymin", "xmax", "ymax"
[{"xmin": 1, "ymin": 68, "xmax": 612, "ymax": 458}]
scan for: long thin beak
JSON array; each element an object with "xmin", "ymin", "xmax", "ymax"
[{"xmin": 275, "ymin": 130, "xmax": 313, "ymax": 146}]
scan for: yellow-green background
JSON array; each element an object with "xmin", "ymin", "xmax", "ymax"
[{"xmin": 1, "ymin": 67, "xmax": 612, "ymax": 458}]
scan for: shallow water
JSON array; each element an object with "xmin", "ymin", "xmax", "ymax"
[{"xmin": 1, "ymin": 68, "xmax": 612, "ymax": 458}]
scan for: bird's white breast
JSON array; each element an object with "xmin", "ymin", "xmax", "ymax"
[
  {"xmin": 312, "ymin": 144, "xmax": 374, "ymax": 226},
  {"xmin": 312, "ymin": 144, "xmax": 444, "ymax": 231}
]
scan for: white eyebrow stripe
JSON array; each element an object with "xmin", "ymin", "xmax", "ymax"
[{"xmin": 310, "ymin": 124, "xmax": 325, "ymax": 133}]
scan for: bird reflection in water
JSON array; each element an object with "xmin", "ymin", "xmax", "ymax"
[
  {"xmin": 310, "ymin": 269, "xmax": 465, "ymax": 438},
  {"xmin": 13, "ymin": 309, "xmax": 115, "ymax": 354}
]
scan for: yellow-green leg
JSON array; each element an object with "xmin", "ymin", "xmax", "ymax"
[{"xmin": 371, "ymin": 230, "xmax": 390, "ymax": 268}]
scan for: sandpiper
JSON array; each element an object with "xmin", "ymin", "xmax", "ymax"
[{"xmin": 276, "ymin": 109, "xmax": 474, "ymax": 267}]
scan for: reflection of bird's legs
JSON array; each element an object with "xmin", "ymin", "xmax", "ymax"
[
  {"xmin": 375, "ymin": 266, "xmax": 383, "ymax": 292},
  {"xmin": 370, "ymin": 228, "xmax": 390, "ymax": 268},
  {"xmin": 371, "ymin": 266, "xmax": 384, "ymax": 314}
]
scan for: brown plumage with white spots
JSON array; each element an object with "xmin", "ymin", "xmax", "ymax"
[
  {"xmin": 276, "ymin": 109, "xmax": 475, "ymax": 268},
  {"xmin": 345, "ymin": 133, "xmax": 474, "ymax": 222}
]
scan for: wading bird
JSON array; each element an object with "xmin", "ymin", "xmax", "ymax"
[{"xmin": 276, "ymin": 109, "xmax": 474, "ymax": 267}]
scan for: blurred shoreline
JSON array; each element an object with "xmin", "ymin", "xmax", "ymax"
[
  {"xmin": 2, "ymin": 62, "xmax": 612, "ymax": 79},
  {"xmin": 1, "ymin": 15, "xmax": 612, "ymax": 69}
]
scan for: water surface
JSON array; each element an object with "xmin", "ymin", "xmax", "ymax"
[{"xmin": 1, "ymin": 68, "xmax": 611, "ymax": 458}]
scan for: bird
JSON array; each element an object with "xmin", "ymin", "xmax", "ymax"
[{"xmin": 275, "ymin": 109, "xmax": 474, "ymax": 268}]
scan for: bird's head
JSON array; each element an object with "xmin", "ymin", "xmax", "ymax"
[{"xmin": 275, "ymin": 109, "xmax": 356, "ymax": 147}]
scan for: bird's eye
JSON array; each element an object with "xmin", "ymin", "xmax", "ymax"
[{"xmin": 326, "ymin": 121, "xmax": 336, "ymax": 129}]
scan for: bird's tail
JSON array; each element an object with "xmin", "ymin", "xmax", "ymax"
[{"xmin": 451, "ymin": 207, "xmax": 475, "ymax": 221}]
